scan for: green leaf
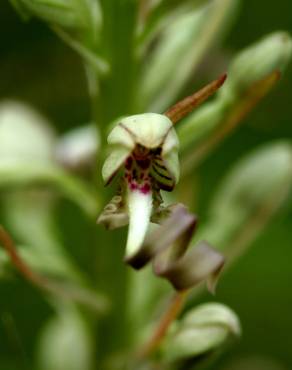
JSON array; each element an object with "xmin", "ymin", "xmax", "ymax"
[
  {"xmin": 137, "ymin": 0, "xmax": 238, "ymax": 112},
  {"xmin": 10, "ymin": 0, "xmax": 102, "ymax": 39},
  {"xmin": 0, "ymin": 159, "xmax": 99, "ymax": 217},
  {"xmin": 137, "ymin": 0, "xmax": 212, "ymax": 56},
  {"xmin": 53, "ymin": 27, "xmax": 109, "ymax": 74},
  {"xmin": 161, "ymin": 303, "xmax": 240, "ymax": 363},
  {"xmin": 178, "ymin": 32, "xmax": 292, "ymax": 172}
]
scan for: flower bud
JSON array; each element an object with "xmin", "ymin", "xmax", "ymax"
[
  {"xmin": 199, "ymin": 141, "xmax": 292, "ymax": 249},
  {"xmin": 222, "ymin": 32, "xmax": 292, "ymax": 99},
  {"xmin": 0, "ymin": 100, "xmax": 55, "ymax": 161},
  {"xmin": 177, "ymin": 32, "xmax": 292, "ymax": 161},
  {"xmin": 138, "ymin": 0, "xmax": 238, "ymax": 112},
  {"xmin": 10, "ymin": 0, "xmax": 101, "ymax": 35},
  {"xmin": 56, "ymin": 124, "xmax": 99, "ymax": 170},
  {"xmin": 161, "ymin": 303, "xmax": 240, "ymax": 363}
]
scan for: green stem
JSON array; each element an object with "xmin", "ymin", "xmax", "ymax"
[
  {"xmin": 88, "ymin": 2, "xmax": 140, "ymax": 365},
  {"xmin": 98, "ymin": 0, "xmax": 139, "ymax": 127}
]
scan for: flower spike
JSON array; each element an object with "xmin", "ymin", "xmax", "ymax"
[{"xmin": 98, "ymin": 77, "xmax": 227, "ymax": 277}]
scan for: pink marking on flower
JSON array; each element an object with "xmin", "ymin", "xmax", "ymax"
[
  {"xmin": 140, "ymin": 183, "xmax": 151, "ymax": 194},
  {"xmin": 130, "ymin": 181, "xmax": 138, "ymax": 191}
]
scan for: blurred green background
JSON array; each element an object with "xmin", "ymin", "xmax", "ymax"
[{"xmin": 0, "ymin": 1, "xmax": 292, "ymax": 369}]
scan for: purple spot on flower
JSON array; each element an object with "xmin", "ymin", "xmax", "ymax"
[
  {"xmin": 140, "ymin": 183, "xmax": 151, "ymax": 194},
  {"xmin": 130, "ymin": 181, "xmax": 138, "ymax": 191}
]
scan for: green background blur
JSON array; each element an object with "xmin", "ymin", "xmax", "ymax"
[{"xmin": 0, "ymin": 1, "xmax": 292, "ymax": 369}]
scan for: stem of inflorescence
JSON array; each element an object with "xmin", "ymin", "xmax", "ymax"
[{"xmin": 137, "ymin": 290, "xmax": 188, "ymax": 359}]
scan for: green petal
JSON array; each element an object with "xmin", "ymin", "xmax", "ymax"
[
  {"xmin": 163, "ymin": 150, "xmax": 180, "ymax": 186},
  {"xmin": 120, "ymin": 113, "xmax": 173, "ymax": 149},
  {"xmin": 102, "ymin": 145, "xmax": 131, "ymax": 184}
]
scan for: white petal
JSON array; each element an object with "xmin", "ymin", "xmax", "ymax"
[
  {"xmin": 102, "ymin": 146, "xmax": 131, "ymax": 184},
  {"xmin": 125, "ymin": 188, "xmax": 153, "ymax": 259},
  {"xmin": 121, "ymin": 113, "xmax": 173, "ymax": 149}
]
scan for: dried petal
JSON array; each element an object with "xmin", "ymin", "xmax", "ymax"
[{"xmin": 126, "ymin": 204, "xmax": 225, "ymax": 292}]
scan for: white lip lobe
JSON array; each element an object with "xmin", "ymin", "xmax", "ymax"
[{"xmin": 126, "ymin": 187, "xmax": 153, "ymax": 260}]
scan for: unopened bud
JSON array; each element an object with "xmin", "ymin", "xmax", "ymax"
[
  {"xmin": 56, "ymin": 124, "xmax": 99, "ymax": 170},
  {"xmin": 200, "ymin": 142, "xmax": 292, "ymax": 248},
  {"xmin": 161, "ymin": 303, "xmax": 240, "ymax": 363},
  {"xmin": 0, "ymin": 101, "xmax": 55, "ymax": 162},
  {"xmin": 223, "ymin": 32, "xmax": 292, "ymax": 99}
]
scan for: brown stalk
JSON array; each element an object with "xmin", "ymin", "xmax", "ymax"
[
  {"xmin": 0, "ymin": 226, "xmax": 108, "ymax": 313},
  {"xmin": 137, "ymin": 290, "xmax": 187, "ymax": 359},
  {"xmin": 133, "ymin": 204, "xmax": 224, "ymax": 359},
  {"xmin": 165, "ymin": 74, "xmax": 227, "ymax": 124},
  {"xmin": 0, "ymin": 225, "xmax": 45, "ymax": 286},
  {"xmin": 182, "ymin": 70, "xmax": 281, "ymax": 175},
  {"xmin": 139, "ymin": 0, "xmax": 152, "ymax": 24}
]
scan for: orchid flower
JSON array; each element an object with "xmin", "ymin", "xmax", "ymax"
[
  {"xmin": 98, "ymin": 113, "xmax": 179, "ymax": 261},
  {"xmin": 98, "ymin": 75, "xmax": 227, "ymax": 265}
]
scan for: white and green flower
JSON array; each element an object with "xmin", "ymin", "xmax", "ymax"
[{"xmin": 98, "ymin": 113, "xmax": 179, "ymax": 261}]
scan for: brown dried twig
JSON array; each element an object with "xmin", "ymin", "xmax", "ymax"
[
  {"xmin": 181, "ymin": 70, "xmax": 281, "ymax": 175},
  {"xmin": 165, "ymin": 74, "xmax": 227, "ymax": 124},
  {"xmin": 0, "ymin": 226, "xmax": 108, "ymax": 313}
]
